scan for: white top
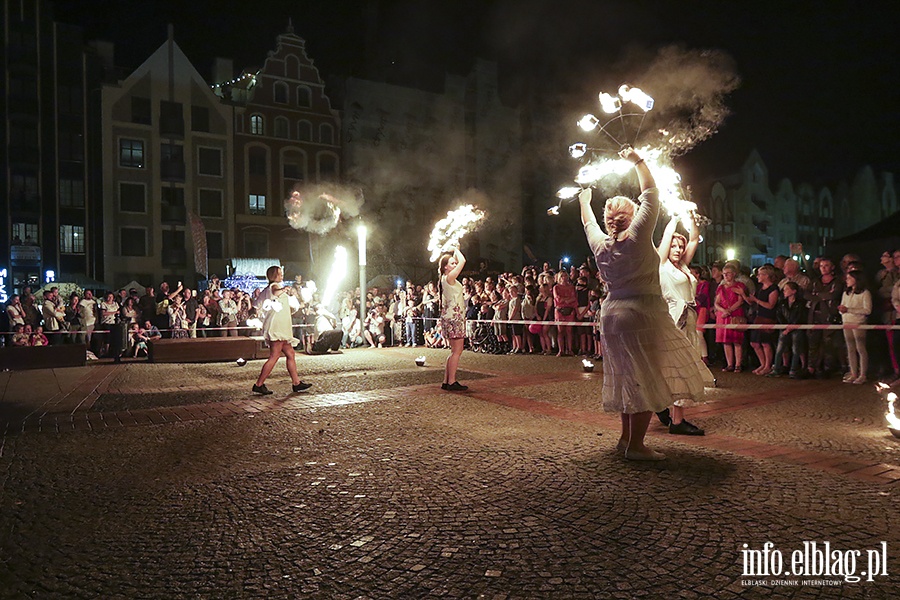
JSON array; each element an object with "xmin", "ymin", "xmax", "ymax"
[
  {"xmin": 440, "ymin": 275, "xmax": 465, "ymax": 321},
  {"xmin": 257, "ymin": 283, "xmax": 298, "ymax": 343},
  {"xmin": 78, "ymin": 298, "xmax": 97, "ymax": 326},
  {"xmin": 841, "ymin": 289, "xmax": 872, "ymax": 325},
  {"xmin": 659, "ymin": 260, "xmax": 697, "ymax": 324},
  {"xmin": 584, "ymin": 188, "xmax": 660, "ymax": 300}
]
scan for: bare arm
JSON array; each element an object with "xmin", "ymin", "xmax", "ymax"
[
  {"xmin": 446, "ymin": 247, "xmax": 466, "ymax": 285},
  {"xmin": 657, "ymin": 215, "xmax": 678, "ymax": 263},
  {"xmin": 620, "ymin": 147, "xmax": 655, "ymax": 192},
  {"xmin": 682, "ymin": 214, "xmax": 700, "ymax": 266},
  {"xmin": 579, "ymin": 188, "xmax": 598, "ymax": 227}
]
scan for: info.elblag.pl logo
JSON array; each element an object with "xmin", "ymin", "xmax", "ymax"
[{"xmin": 741, "ymin": 542, "xmax": 889, "ymax": 584}]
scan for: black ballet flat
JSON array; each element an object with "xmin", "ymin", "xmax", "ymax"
[{"xmin": 446, "ymin": 382, "xmax": 468, "ymax": 391}]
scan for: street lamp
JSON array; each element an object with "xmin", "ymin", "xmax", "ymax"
[
  {"xmin": 725, "ymin": 248, "xmax": 736, "ymax": 261},
  {"xmin": 358, "ymin": 224, "xmax": 367, "ymax": 322}
]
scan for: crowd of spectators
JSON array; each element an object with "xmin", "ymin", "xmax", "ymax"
[{"xmin": 4, "ymin": 249, "xmax": 900, "ymax": 383}]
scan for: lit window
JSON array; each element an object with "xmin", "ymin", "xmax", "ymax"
[
  {"xmin": 249, "ymin": 194, "xmax": 266, "ymax": 215},
  {"xmin": 119, "ymin": 139, "xmax": 144, "ymax": 168},
  {"xmin": 60, "ymin": 225, "xmax": 85, "ymax": 254},
  {"xmin": 250, "ymin": 114, "xmax": 264, "ymax": 135}
]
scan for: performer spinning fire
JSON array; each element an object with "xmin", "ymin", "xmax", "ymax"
[
  {"xmin": 438, "ymin": 247, "xmax": 468, "ymax": 391},
  {"xmin": 252, "ymin": 265, "xmax": 313, "ymax": 395},
  {"xmin": 579, "ymin": 147, "xmax": 707, "ymax": 461}
]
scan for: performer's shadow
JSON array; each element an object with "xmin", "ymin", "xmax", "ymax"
[{"xmin": 608, "ymin": 446, "xmax": 739, "ymax": 487}]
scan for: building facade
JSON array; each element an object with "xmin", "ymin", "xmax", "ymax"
[
  {"xmin": 100, "ymin": 30, "xmax": 234, "ymax": 288},
  {"xmin": 340, "ymin": 59, "xmax": 522, "ymax": 280},
  {"xmin": 1, "ymin": 0, "xmax": 104, "ymax": 297},
  {"xmin": 699, "ymin": 150, "xmax": 896, "ymax": 266},
  {"xmin": 218, "ymin": 24, "xmax": 342, "ymax": 277}
]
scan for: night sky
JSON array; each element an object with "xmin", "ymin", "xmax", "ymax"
[{"xmin": 51, "ymin": 0, "xmax": 900, "ymax": 188}]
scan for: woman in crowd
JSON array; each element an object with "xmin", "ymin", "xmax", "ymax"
[
  {"xmin": 218, "ymin": 289, "xmax": 239, "ymax": 337},
  {"xmin": 119, "ymin": 296, "xmax": 140, "ymax": 326},
  {"xmin": 839, "ymin": 270, "xmax": 872, "ymax": 384},
  {"xmin": 167, "ymin": 295, "xmax": 190, "ymax": 339},
  {"xmin": 236, "ymin": 292, "xmax": 252, "ymax": 336},
  {"xmin": 491, "ymin": 288, "xmax": 508, "ymax": 348},
  {"xmin": 743, "ymin": 264, "xmax": 779, "ymax": 375},
  {"xmin": 438, "ymin": 246, "xmax": 468, "ymax": 391},
  {"xmin": 876, "ymin": 250, "xmax": 900, "ymax": 379},
  {"xmin": 579, "ymin": 147, "xmax": 707, "ymax": 461},
  {"xmin": 252, "ymin": 265, "xmax": 312, "ymax": 395},
  {"xmin": 98, "ymin": 291, "xmax": 120, "ymax": 356},
  {"xmin": 507, "ymin": 283, "xmax": 524, "ymax": 354},
  {"xmin": 553, "ymin": 270, "xmax": 578, "ymax": 356},
  {"xmin": 522, "ymin": 285, "xmax": 538, "ymax": 354},
  {"xmin": 656, "ymin": 213, "xmax": 714, "ymax": 435},
  {"xmin": 715, "ymin": 263, "xmax": 748, "ymax": 372},
  {"xmin": 64, "ymin": 292, "xmax": 82, "ymax": 344}
]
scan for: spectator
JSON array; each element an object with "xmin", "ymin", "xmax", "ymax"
[
  {"xmin": 30, "ymin": 325, "xmax": 49, "ymax": 347},
  {"xmin": 553, "ymin": 270, "xmax": 578, "ymax": 356},
  {"xmin": 779, "ymin": 259, "xmax": 812, "ymax": 296},
  {"xmin": 138, "ymin": 286, "xmax": 157, "ymax": 325},
  {"xmin": 839, "ymin": 270, "xmax": 872, "ymax": 384},
  {"xmin": 342, "ymin": 308, "xmax": 364, "ymax": 348},
  {"xmin": 807, "ymin": 257, "xmax": 844, "ymax": 379},
  {"xmin": 183, "ymin": 289, "xmax": 199, "ymax": 338},
  {"xmin": 119, "ymin": 296, "xmax": 140, "ymax": 326},
  {"xmin": 22, "ymin": 294, "xmax": 41, "ymax": 330},
  {"xmin": 715, "ymin": 263, "xmax": 748, "ymax": 372},
  {"xmin": 98, "ymin": 292, "xmax": 120, "ymax": 357},
  {"xmin": 743, "ymin": 264, "xmax": 779, "ymax": 375},
  {"xmin": 64, "ymin": 292, "xmax": 82, "ymax": 344},
  {"xmin": 769, "ymin": 281, "xmax": 808, "ymax": 378},
  {"xmin": 78, "ymin": 290, "xmax": 98, "ymax": 345},
  {"xmin": 218, "ymin": 289, "xmax": 239, "ymax": 337},
  {"xmin": 12, "ymin": 324, "xmax": 29, "ymax": 346},
  {"xmin": 129, "ymin": 323, "xmax": 150, "ymax": 358},
  {"xmin": 167, "ymin": 295, "xmax": 190, "ymax": 339}
]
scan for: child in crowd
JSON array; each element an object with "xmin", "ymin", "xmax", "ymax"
[
  {"xmin": 12, "ymin": 324, "xmax": 29, "ymax": 347},
  {"xmin": 839, "ymin": 270, "xmax": 872, "ymax": 384},
  {"xmin": 30, "ymin": 325, "xmax": 49, "ymax": 347}
]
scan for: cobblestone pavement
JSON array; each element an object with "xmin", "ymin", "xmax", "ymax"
[{"xmin": 0, "ymin": 348, "xmax": 898, "ymax": 598}]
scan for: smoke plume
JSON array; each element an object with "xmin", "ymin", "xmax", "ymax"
[{"xmin": 284, "ymin": 183, "xmax": 365, "ymax": 235}]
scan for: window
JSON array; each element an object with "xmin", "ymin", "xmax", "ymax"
[
  {"xmin": 248, "ymin": 194, "xmax": 266, "ymax": 215},
  {"xmin": 244, "ymin": 231, "xmax": 269, "ymax": 257},
  {"xmin": 10, "ymin": 173, "xmax": 38, "ymax": 208},
  {"xmin": 283, "ymin": 163, "xmax": 303, "ymax": 180},
  {"xmin": 161, "ymin": 187, "xmax": 185, "ymax": 207},
  {"xmin": 59, "ymin": 130, "xmax": 84, "ymax": 161},
  {"xmin": 273, "ymin": 81, "xmax": 288, "ymax": 104},
  {"xmin": 119, "ymin": 183, "xmax": 146, "ymax": 213},
  {"xmin": 159, "ymin": 100, "xmax": 184, "ymax": 136},
  {"xmin": 119, "ymin": 139, "xmax": 144, "ymax": 168},
  {"xmin": 318, "ymin": 154, "xmax": 337, "ymax": 180},
  {"xmin": 160, "ymin": 143, "xmax": 185, "ymax": 180},
  {"xmin": 206, "ymin": 231, "xmax": 224, "ymax": 259},
  {"xmin": 131, "ymin": 97, "xmax": 151, "ymax": 125},
  {"xmin": 319, "ymin": 123, "xmax": 334, "ymax": 145},
  {"xmin": 60, "ymin": 225, "xmax": 85, "ymax": 254},
  {"xmin": 297, "ymin": 86, "xmax": 311, "ymax": 107},
  {"xmin": 274, "ymin": 117, "xmax": 289, "ymax": 139},
  {"xmin": 250, "ymin": 114, "xmax": 264, "ymax": 135},
  {"xmin": 191, "ymin": 105, "xmax": 210, "ymax": 132},
  {"xmin": 198, "ymin": 189, "xmax": 223, "ymax": 218},
  {"xmin": 198, "ymin": 147, "xmax": 222, "ymax": 176},
  {"xmin": 297, "ymin": 120, "xmax": 312, "ymax": 141},
  {"xmin": 12, "ymin": 223, "xmax": 38, "ymax": 244},
  {"xmin": 248, "ymin": 148, "xmax": 267, "ymax": 176},
  {"xmin": 120, "ymin": 227, "xmax": 147, "ymax": 256},
  {"xmin": 59, "ymin": 179, "xmax": 85, "ymax": 208}
]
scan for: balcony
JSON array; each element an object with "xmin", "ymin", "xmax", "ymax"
[
  {"xmin": 160, "ymin": 204, "xmax": 187, "ymax": 224},
  {"xmin": 752, "ymin": 215, "xmax": 770, "ymax": 234},
  {"xmin": 162, "ymin": 248, "xmax": 187, "ymax": 266}
]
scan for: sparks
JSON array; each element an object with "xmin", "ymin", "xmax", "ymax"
[
  {"xmin": 556, "ymin": 187, "xmax": 582, "ymax": 200},
  {"xmin": 320, "ymin": 246, "xmax": 348, "ymax": 308},
  {"xmin": 427, "ymin": 204, "xmax": 486, "ymax": 262}
]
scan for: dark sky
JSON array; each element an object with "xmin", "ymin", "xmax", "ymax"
[{"xmin": 52, "ymin": 0, "xmax": 900, "ymax": 187}]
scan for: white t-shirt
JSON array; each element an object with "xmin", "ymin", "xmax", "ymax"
[{"xmin": 78, "ymin": 298, "xmax": 97, "ymax": 326}]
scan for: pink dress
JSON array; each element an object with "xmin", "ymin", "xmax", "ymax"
[{"xmin": 715, "ymin": 282, "xmax": 747, "ymax": 344}]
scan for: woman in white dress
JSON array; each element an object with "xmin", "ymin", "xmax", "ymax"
[
  {"xmin": 252, "ymin": 266, "xmax": 313, "ymax": 395},
  {"xmin": 580, "ymin": 147, "xmax": 707, "ymax": 461},
  {"xmin": 438, "ymin": 247, "xmax": 468, "ymax": 391},
  {"xmin": 656, "ymin": 214, "xmax": 715, "ymax": 435}
]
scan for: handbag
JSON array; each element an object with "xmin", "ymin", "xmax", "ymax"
[
  {"xmin": 558, "ymin": 307, "xmax": 575, "ymax": 316},
  {"xmin": 730, "ymin": 315, "xmax": 747, "ymax": 325}
]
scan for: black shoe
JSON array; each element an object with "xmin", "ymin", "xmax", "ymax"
[
  {"xmin": 252, "ymin": 384, "xmax": 273, "ymax": 395},
  {"xmin": 656, "ymin": 408, "xmax": 672, "ymax": 427},
  {"xmin": 446, "ymin": 381, "xmax": 468, "ymax": 391},
  {"xmin": 292, "ymin": 381, "xmax": 313, "ymax": 393},
  {"xmin": 669, "ymin": 420, "xmax": 705, "ymax": 436},
  {"xmin": 441, "ymin": 383, "xmax": 449, "ymax": 390}
]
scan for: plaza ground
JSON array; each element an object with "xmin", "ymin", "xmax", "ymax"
[{"xmin": 0, "ymin": 348, "xmax": 898, "ymax": 598}]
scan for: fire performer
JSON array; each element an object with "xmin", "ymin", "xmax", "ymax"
[
  {"xmin": 438, "ymin": 247, "xmax": 468, "ymax": 391},
  {"xmin": 579, "ymin": 147, "xmax": 706, "ymax": 460},
  {"xmin": 252, "ymin": 266, "xmax": 313, "ymax": 395}
]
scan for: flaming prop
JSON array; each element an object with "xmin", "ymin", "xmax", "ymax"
[
  {"xmin": 285, "ymin": 184, "xmax": 364, "ymax": 235},
  {"xmin": 427, "ymin": 204, "xmax": 486, "ymax": 262},
  {"xmin": 875, "ymin": 382, "xmax": 900, "ymax": 436}
]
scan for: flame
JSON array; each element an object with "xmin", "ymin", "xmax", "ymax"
[
  {"xmin": 547, "ymin": 206, "xmax": 560, "ymax": 216},
  {"xmin": 246, "ymin": 318, "xmax": 263, "ymax": 328},
  {"xmin": 428, "ymin": 204, "xmax": 486, "ymax": 262},
  {"xmin": 887, "ymin": 391, "xmax": 900, "ymax": 429},
  {"xmin": 569, "ymin": 143, "xmax": 588, "ymax": 158},
  {"xmin": 598, "ymin": 92, "xmax": 621, "ymax": 114},
  {"xmin": 556, "ymin": 187, "xmax": 582, "ymax": 199},
  {"xmin": 582, "ymin": 359, "xmax": 594, "ymax": 368},
  {"xmin": 320, "ymin": 246, "xmax": 348, "ymax": 307},
  {"xmin": 578, "ymin": 114, "xmax": 600, "ymax": 131}
]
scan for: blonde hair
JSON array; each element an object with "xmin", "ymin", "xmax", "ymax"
[
  {"xmin": 604, "ymin": 196, "xmax": 637, "ymax": 238},
  {"xmin": 266, "ymin": 265, "xmax": 282, "ymax": 282}
]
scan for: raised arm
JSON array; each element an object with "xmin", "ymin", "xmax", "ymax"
[
  {"xmin": 579, "ymin": 188, "xmax": 598, "ymax": 227},
  {"xmin": 619, "ymin": 147, "xmax": 658, "ymax": 240},
  {"xmin": 620, "ymin": 146, "xmax": 655, "ymax": 192},
  {"xmin": 446, "ymin": 247, "xmax": 466, "ymax": 285},
  {"xmin": 682, "ymin": 213, "xmax": 700, "ymax": 266},
  {"xmin": 657, "ymin": 215, "xmax": 678, "ymax": 263}
]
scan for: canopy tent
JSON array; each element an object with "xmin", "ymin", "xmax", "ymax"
[
  {"xmin": 825, "ymin": 210, "xmax": 900, "ymax": 268},
  {"xmin": 366, "ymin": 274, "xmax": 397, "ymax": 290},
  {"xmin": 118, "ymin": 280, "xmax": 147, "ymax": 295}
]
